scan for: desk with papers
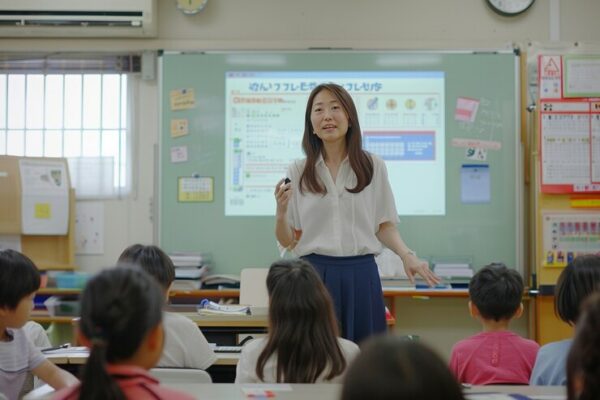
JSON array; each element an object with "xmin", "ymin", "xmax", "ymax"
[{"xmin": 24, "ymin": 382, "xmax": 566, "ymax": 400}]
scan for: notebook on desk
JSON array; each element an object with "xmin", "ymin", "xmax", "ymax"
[{"xmin": 214, "ymin": 346, "xmax": 243, "ymax": 353}]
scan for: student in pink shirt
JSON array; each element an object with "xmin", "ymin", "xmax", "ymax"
[
  {"xmin": 53, "ymin": 267, "xmax": 194, "ymax": 400},
  {"xmin": 449, "ymin": 263, "xmax": 539, "ymax": 385}
]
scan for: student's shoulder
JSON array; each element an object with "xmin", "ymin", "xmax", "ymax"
[
  {"xmin": 538, "ymin": 338, "xmax": 572, "ymax": 355},
  {"xmin": 338, "ymin": 338, "xmax": 360, "ymax": 353},
  {"xmin": 243, "ymin": 337, "xmax": 268, "ymax": 351},
  {"xmin": 450, "ymin": 332, "xmax": 488, "ymax": 353},
  {"xmin": 510, "ymin": 332, "xmax": 540, "ymax": 350},
  {"xmin": 163, "ymin": 311, "xmax": 199, "ymax": 331}
]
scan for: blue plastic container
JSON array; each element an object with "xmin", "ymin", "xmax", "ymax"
[{"xmin": 55, "ymin": 272, "xmax": 90, "ymax": 289}]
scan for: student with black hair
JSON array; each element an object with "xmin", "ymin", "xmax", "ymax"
[
  {"xmin": 531, "ymin": 254, "xmax": 600, "ymax": 385},
  {"xmin": 0, "ymin": 249, "xmax": 77, "ymax": 400},
  {"xmin": 235, "ymin": 258, "xmax": 359, "ymax": 383},
  {"xmin": 341, "ymin": 335, "xmax": 464, "ymax": 400},
  {"xmin": 118, "ymin": 244, "xmax": 216, "ymax": 370},
  {"xmin": 449, "ymin": 263, "xmax": 539, "ymax": 385},
  {"xmin": 566, "ymin": 292, "xmax": 600, "ymax": 400},
  {"xmin": 53, "ymin": 267, "xmax": 194, "ymax": 400}
]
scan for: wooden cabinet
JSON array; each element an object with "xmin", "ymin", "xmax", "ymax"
[{"xmin": 0, "ymin": 156, "xmax": 76, "ymax": 270}]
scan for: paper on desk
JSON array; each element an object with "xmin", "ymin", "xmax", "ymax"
[
  {"xmin": 242, "ymin": 384, "xmax": 292, "ymax": 398},
  {"xmin": 42, "ymin": 346, "xmax": 88, "ymax": 354},
  {"xmin": 198, "ymin": 299, "xmax": 250, "ymax": 315},
  {"xmin": 198, "ymin": 308, "xmax": 249, "ymax": 316}
]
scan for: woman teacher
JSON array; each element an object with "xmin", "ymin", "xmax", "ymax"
[{"xmin": 275, "ymin": 83, "xmax": 439, "ymax": 343}]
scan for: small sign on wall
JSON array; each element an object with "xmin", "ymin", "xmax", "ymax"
[
  {"xmin": 178, "ymin": 176, "xmax": 213, "ymax": 202},
  {"xmin": 75, "ymin": 201, "xmax": 104, "ymax": 255}
]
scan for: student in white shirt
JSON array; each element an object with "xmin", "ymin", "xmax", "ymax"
[
  {"xmin": 0, "ymin": 250, "xmax": 77, "ymax": 400},
  {"xmin": 21, "ymin": 321, "xmax": 53, "ymax": 393},
  {"xmin": 118, "ymin": 244, "xmax": 216, "ymax": 370},
  {"xmin": 275, "ymin": 82, "xmax": 439, "ymax": 343},
  {"xmin": 235, "ymin": 259, "xmax": 359, "ymax": 383}
]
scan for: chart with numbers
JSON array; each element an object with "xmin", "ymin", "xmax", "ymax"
[
  {"xmin": 540, "ymin": 100, "xmax": 600, "ymax": 193},
  {"xmin": 178, "ymin": 176, "xmax": 213, "ymax": 202}
]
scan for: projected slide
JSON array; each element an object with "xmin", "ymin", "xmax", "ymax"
[{"xmin": 225, "ymin": 71, "xmax": 445, "ymax": 216}]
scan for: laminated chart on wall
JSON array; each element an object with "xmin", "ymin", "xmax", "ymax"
[
  {"xmin": 542, "ymin": 211, "xmax": 600, "ymax": 267},
  {"xmin": 563, "ymin": 55, "xmax": 600, "ymax": 98},
  {"xmin": 19, "ymin": 159, "xmax": 69, "ymax": 234},
  {"xmin": 538, "ymin": 54, "xmax": 600, "ymax": 193},
  {"xmin": 539, "ymin": 99, "xmax": 600, "ymax": 193}
]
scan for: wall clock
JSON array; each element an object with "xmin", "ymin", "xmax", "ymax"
[
  {"xmin": 176, "ymin": 0, "xmax": 208, "ymax": 15},
  {"xmin": 486, "ymin": 0, "xmax": 535, "ymax": 16}
]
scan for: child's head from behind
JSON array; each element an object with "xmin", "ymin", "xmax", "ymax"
[
  {"xmin": 79, "ymin": 268, "xmax": 164, "ymax": 373},
  {"xmin": 117, "ymin": 244, "xmax": 175, "ymax": 292},
  {"xmin": 555, "ymin": 254, "xmax": 600, "ymax": 325},
  {"xmin": 567, "ymin": 292, "xmax": 600, "ymax": 400},
  {"xmin": 266, "ymin": 258, "xmax": 338, "ymax": 336},
  {"xmin": 469, "ymin": 263, "xmax": 523, "ymax": 322},
  {"xmin": 0, "ymin": 249, "xmax": 40, "ymax": 328},
  {"xmin": 341, "ymin": 336, "xmax": 464, "ymax": 400},
  {"xmin": 257, "ymin": 259, "xmax": 346, "ymax": 383}
]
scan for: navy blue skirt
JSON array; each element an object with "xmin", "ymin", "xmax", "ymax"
[{"xmin": 302, "ymin": 253, "xmax": 386, "ymax": 344}]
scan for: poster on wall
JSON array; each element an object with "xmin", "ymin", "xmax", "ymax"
[
  {"xmin": 19, "ymin": 159, "xmax": 69, "ymax": 235},
  {"xmin": 539, "ymin": 99, "xmax": 600, "ymax": 193},
  {"xmin": 542, "ymin": 211, "xmax": 600, "ymax": 267}
]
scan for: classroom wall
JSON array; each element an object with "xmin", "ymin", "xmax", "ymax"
[
  {"xmin": 2, "ymin": 0, "xmax": 599, "ymax": 356},
  {"xmin": 2, "ymin": 0, "xmax": 596, "ymax": 271}
]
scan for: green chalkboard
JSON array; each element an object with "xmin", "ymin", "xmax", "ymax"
[{"xmin": 159, "ymin": 51, "xmax": 521, "ymax": 275}]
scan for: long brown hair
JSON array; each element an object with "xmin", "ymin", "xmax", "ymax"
[
  {"xmin": 256, "ymin": 259, "xmax": 346, "ymax": 383},
  {"xmin": 567, "ymin": 293, "xmax": 600, "ymax": 400},
  {"xmin": 300, "ymin": 83, "xmax": 373, "ymax": 195}
]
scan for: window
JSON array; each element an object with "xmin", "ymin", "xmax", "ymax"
[{"xmin": 0, "ymin": 73, "xmax": 132, "ymax": 198}]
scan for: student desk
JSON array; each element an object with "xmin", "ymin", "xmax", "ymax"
[
  {"xmin": 45, "ymin": 348, "xmax": 240, "ymax": 383},
  {"xmin": 25, "ymin": 383, "xmax": 565, "ymax": 400},
  {"xmin": 45, "ymin": 348, "xmax": 239, "ymax": 367}
]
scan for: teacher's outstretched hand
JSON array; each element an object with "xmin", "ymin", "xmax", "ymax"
[{"xmin": 400, "ymin": 251, "xmax": 440, "ymax": 287}]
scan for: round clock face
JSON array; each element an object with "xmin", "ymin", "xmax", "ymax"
[
  {"xmin": 176, "ymin": 0, "xmax": 208, "ymax": 15},
  {"xmin": 486, "ymin": 0, "xmax": 535, "ymax": 16}
]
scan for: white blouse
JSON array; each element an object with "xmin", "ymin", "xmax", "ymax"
[{"xmin": 285, "ymin": 152, "xmax": 399, "ymax": 257}]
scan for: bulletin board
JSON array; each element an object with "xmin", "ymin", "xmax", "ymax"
[
  {"xmin": 536, "ymin": 54, "xmax": 600, "ymax": 284},
  {"xmin": 159, "ymin": 51, "xmax": 522, "ymax": 275}
]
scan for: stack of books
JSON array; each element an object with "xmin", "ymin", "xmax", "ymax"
[
  {"xmin": 168, "ymin": 252, "xmax": 211, "ymax": 291},
  {"xmin": 200, "ymin": 274, "xmax": 241, "ymax": 289},
  {"xmin": 433, "ymin": 262, "xmax": 473, "ymax": 288},
  {"xmin": 197, "ymin": 299, "xmax": 249, "ymax": 316}
]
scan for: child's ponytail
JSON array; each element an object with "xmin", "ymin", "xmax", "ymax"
[
  {"xmin": 77, "ymin": 267, "xmax": 163, "ymax": 400},
  {"xmin": 80, "ymin": 337, "xmax": 124, "ymax": 400}
]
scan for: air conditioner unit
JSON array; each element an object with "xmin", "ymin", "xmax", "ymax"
[{"xmin": 0, "ymin": 0, "xmax": 157, "ymax": 38}]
